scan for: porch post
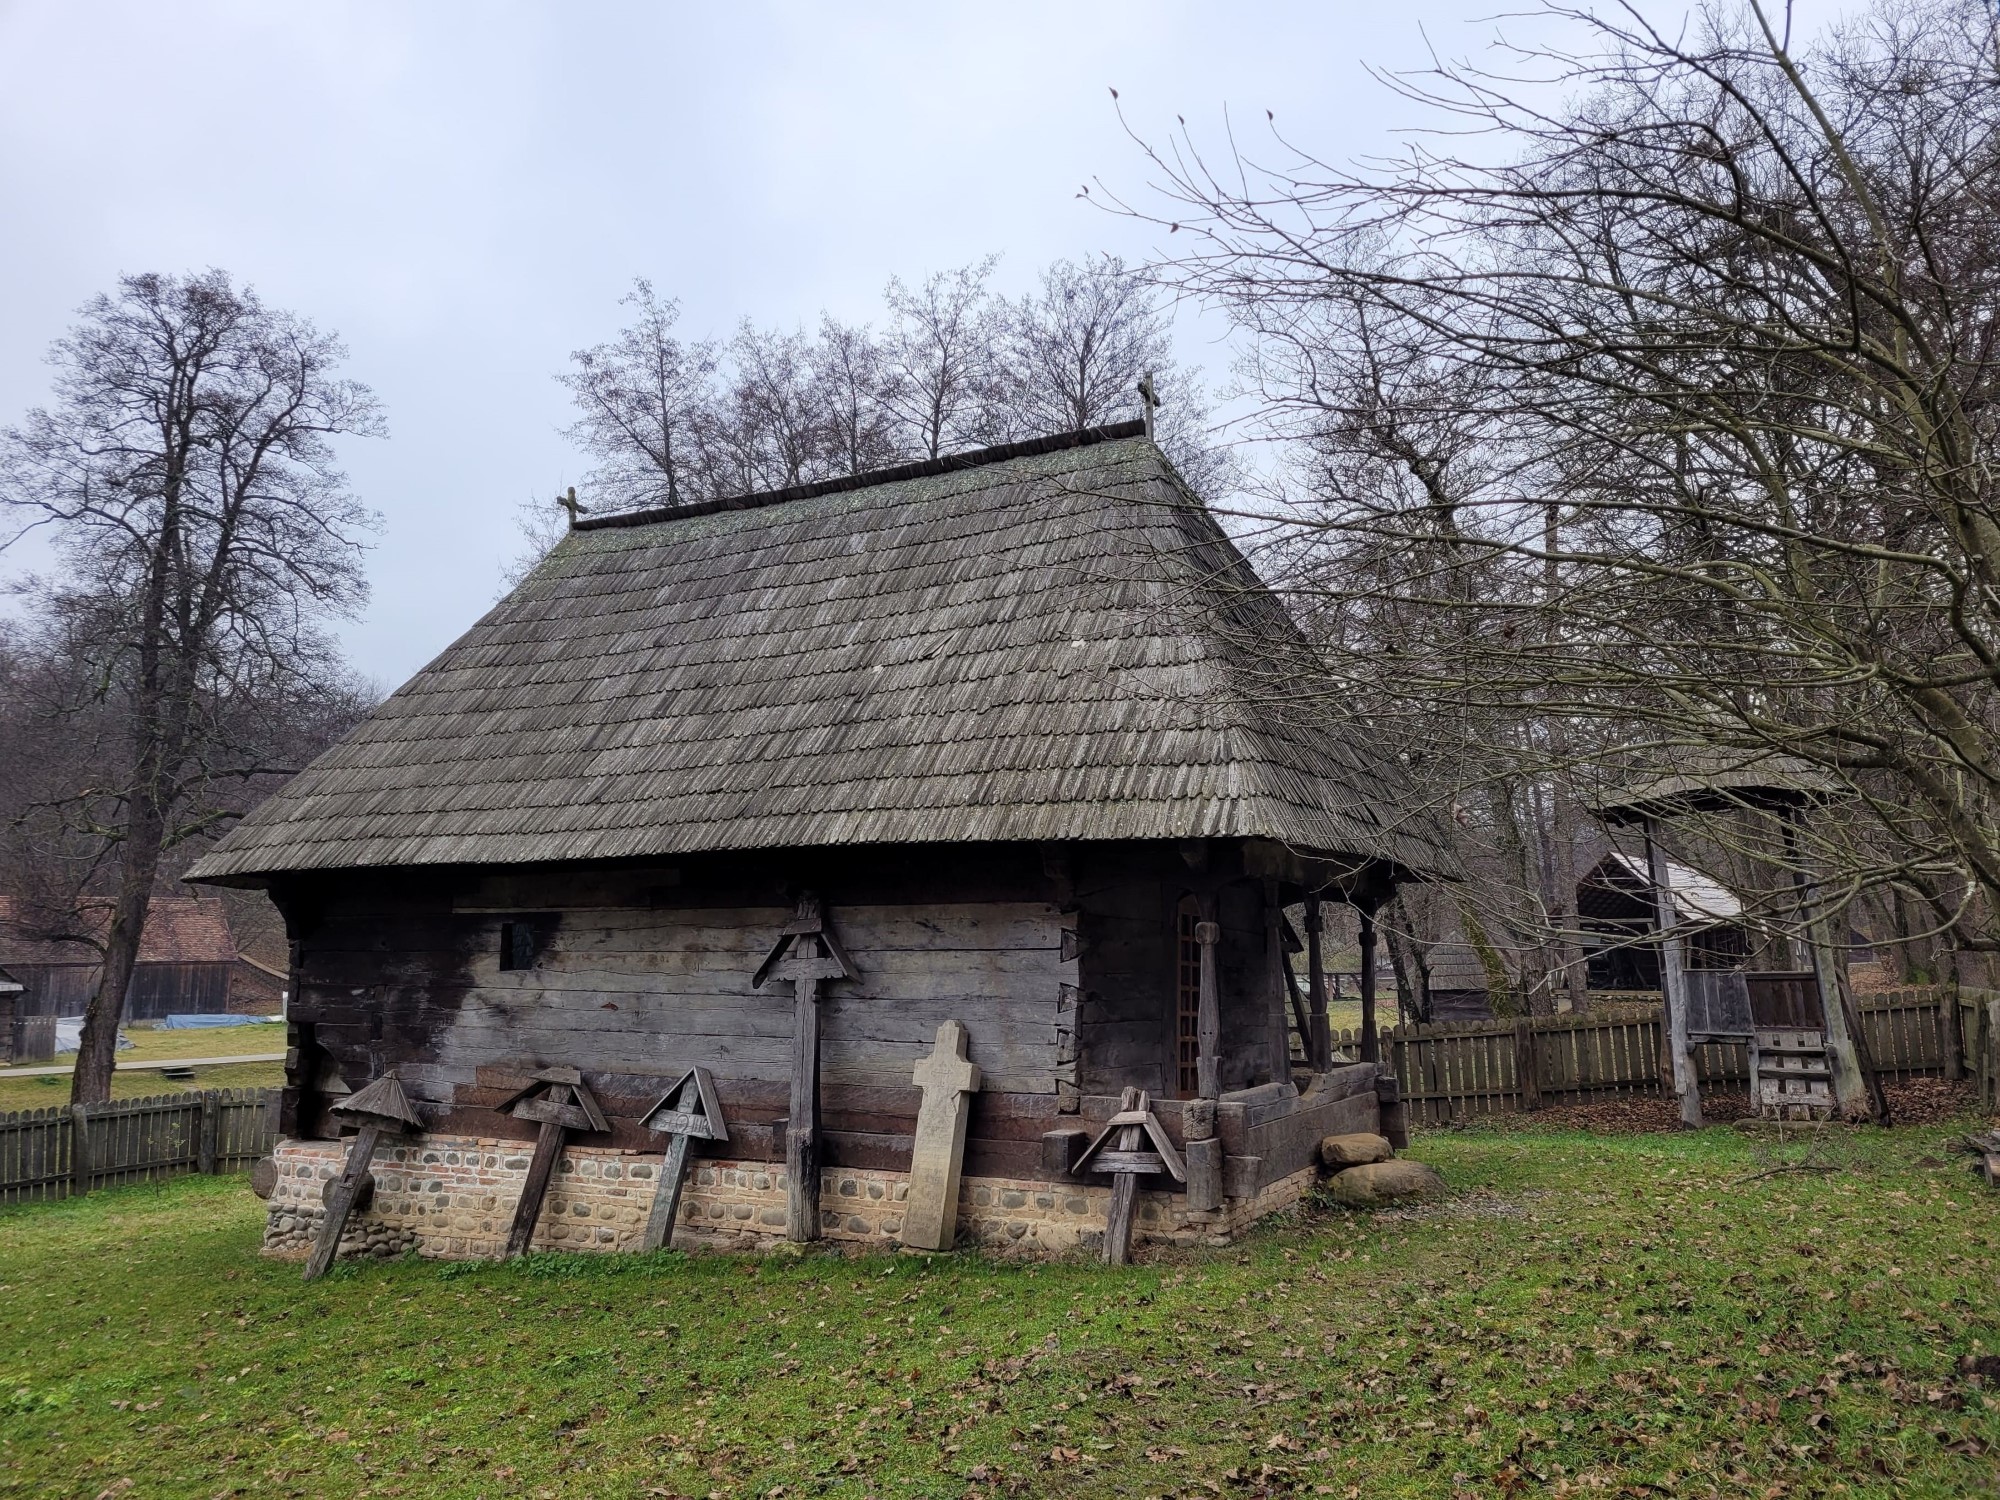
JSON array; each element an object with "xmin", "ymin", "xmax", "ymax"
[
  {"xmin": 1358, "ymin": 903, "xmax": 1380, "ymax": 1066},
  {"xmin": 1305, "ymin": 893, "xmax": 1331, "ymax": 1072},
  {"xmin": 1643, "ymin": 818, "xmax": 1703, "ymax": 1128},
  {"xmin": 1195, "ymin": 896, "xmax": 1221, "ymax": 1100}
]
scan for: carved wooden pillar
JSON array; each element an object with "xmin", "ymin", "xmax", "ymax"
[
  {"xmin": 1263, "ymin": 878, "xmax": 1291, "ymax": 1083},
  {"xmin": 1195, "ymin": 897, "xmax": 1221, "ymax": 1100},
  {"xmin": 1305, "ymin": 892, "xmax": 1330, "ymax": 1072},
  {"xmin": 1358, "ymin": 903, "xmax": 1380, "ymax": 1066}
]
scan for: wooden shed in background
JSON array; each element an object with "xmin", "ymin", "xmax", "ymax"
[
  {"xmin": 0, "ymin": 893, "xmax": 246, "ymax": 1021},
  {"xmin": 190, "ymin": 423, "xmax": 1458, "ymax": 1258}
]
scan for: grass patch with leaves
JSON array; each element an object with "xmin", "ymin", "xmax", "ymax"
[{"xmin": 1, "ymin": 1122, "xmax": 1996, "ymax": 1497}]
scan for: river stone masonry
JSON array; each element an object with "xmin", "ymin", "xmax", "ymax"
[{"xmin": 260, "ymin": 1133, "xmax": 1316, "ymax": 1262}]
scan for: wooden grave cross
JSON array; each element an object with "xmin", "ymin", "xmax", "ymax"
[
  {"xmin": 305, "ymin": 1069, "xmax": 424, "ymax": 1283},
  {"xmin": 1074, "ymin": 1086, "xmax": 1185, "ymax": 1266},
  {"xmin": 498, "ymin": 1066, "xmax": 609, "ymax": 1258},
  {"xmin": 902, "ymin": 1019, "xmax": 982, "ymax": 1252},
  {"xmin": 638, "ymin": 1066, "xmax": 729, "ymax": 1252},
  {"xmin": 753, "ymin": 893, "xmax": 858, "ymax": 1242}
]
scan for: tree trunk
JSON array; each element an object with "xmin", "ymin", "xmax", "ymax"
[
  {"xmin": 1549, "ymin": 779, "xmax": 1589, "ymax": 1014},
  {"xmin": 1383, "ymin": 894, "xmax": 1431, "ymax": 1025},
  {"xmin": 70, "ymin": 798, "xmax": 165, "ymax": 1104}
]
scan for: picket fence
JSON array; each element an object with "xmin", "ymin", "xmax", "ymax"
[
  {"xmin": 0, "ymin": 1088, "xmax": 279, "ymax": 1205},
  {"xmin": 0, "ymin": 993, "xmax": 1988, "ymax": 1193},
  {"xmin": 1331, "ymin": 986, "xmax": 1983, "ymax": 1125}
]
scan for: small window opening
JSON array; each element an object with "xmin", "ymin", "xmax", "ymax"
[
  {"xmin": 499, "ymin": 920, "xmax": 538, "ymax": 971},
  {"xmin": 1175, "ymin": 895, "xmax": 1202, "ymax": 1097}
]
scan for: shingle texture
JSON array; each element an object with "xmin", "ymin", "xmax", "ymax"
[
  {"xmin": 188, "ymin": 429, "xmax": 1456, "ymax": 881},
  {"xmin": 0, "ymin": 894, "xmax": 238, "ymax": 966}
]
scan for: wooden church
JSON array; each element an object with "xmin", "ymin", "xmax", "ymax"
[{"xmin": 189, "ymin": 421, "xmax": 1456, "ymax": 1261}]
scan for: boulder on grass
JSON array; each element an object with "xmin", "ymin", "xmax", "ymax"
[
  {"xmin": 1322, "ymin": 1159, "xmax": 1445, "ymax": 1207},
  {"xmin": 1319, "ymin": 1133, "xmax": 1393, "ymax": 1170}
]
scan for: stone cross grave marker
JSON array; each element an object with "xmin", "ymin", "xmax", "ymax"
[{"xmin": 901, "ymin": 1019, "xmax": 982, "ymax": 1252}]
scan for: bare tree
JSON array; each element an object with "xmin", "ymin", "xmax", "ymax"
[
  {"xmin": 880, "ymin": 258, "xmax": 1002, "ymax": 459},
  {"xmin": 718, "ymin": 322, "xmax": 836, "ymax": 492},
  {"xmin": 0, "ymin": 270, "xmax": 380, "ymax": 1101},
  {"xmin": 995, "ymin": 256, "xmax": 1171, "ymax": 435},
  {"xmin": 546, "ymin": 255, "xmax": 1234, "ymax": 560},
  {"xmin": 559, "ymin": 279, "xmax": 718, "ymax": 510},
  {"xmin": 1119, "ymin": 0, "xmax": 2000, "ymax": 966},
  {"xmin": 810, "ymin": 314, "xmax": 902, "ymax": 477},
  {"xmin": 500, "ymin": 491, "xmax": 571, "ymax": 591}
]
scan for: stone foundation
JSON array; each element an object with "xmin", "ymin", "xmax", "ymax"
[{"xmin": 262, "ymin": 1133, "xmax": 1316, "ymax": 1263}]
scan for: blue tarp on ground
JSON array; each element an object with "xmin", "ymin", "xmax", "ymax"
[
  {"xmin": 157, "ymin": 1013, "xmax": 280, "ymax": 1030},
  {"xmin": 54, "ymin": 1019, "xmax": 132, "ymax": 1053}
]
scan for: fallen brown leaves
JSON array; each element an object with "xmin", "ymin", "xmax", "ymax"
[
  {"xmin": 1511, "ymin": 1094, "xmax": 1756, "ymax": 1134},
  {"xmin": 1473, "ymin": 1076, "xmax": 1981, "ymax": 1134},
  {"xmin": 1882, "ymin": 1077, "xmax": 1978, "ymax": 1127}
]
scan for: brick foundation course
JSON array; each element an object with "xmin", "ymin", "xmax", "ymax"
[{"xmin": 263, "ymin": 1133, "xmax": 1315, "ymax": 1264}]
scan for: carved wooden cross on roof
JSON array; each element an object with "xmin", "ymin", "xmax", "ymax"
[
  {"xmin": 753, "ymin": 892, "xmax": 858, "ymax": 1242},
  {"xmin": 1137, "ymin": 371, "xmax": 1162, "ymax": 439}
]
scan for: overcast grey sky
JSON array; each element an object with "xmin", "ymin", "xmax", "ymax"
[{"xmin": 0, "ymin": 2, "xmax": 1662, "ymax": 686}]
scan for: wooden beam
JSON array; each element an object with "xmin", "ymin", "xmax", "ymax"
[
  {"xmin": 1784, "ymin": 807, "xmax": 1889, "ymax": 1124},
  {"xmin": 1264, "ymin": 878, "xmax": 1291, "ymax": 1084},
  {"xmin": 1195, "ymin": 907, "xmax": 1221, "ymax": 1100},
  {"xmin": 1357, "ymin": 904, "xmax": 1380, "ymax": 1066},
  {"xmin": 788, "ymin": 969, "xmax": 823, "ymax": 1241},
  {"xmin": 642, "ymin": 1131, "xmax": 695, "ymax": 1253},
  {"xmin": 1283, "ymin": 961, "xmax": 1313, "ymax": 1067},
  {"xmin": 306, "ymin": 1123, "xmax": 382, "ymax": 1282},
  {"xmin": 1375, "ymin": 1070, "xmax": 1408, "ymax": 1150},
  {"xmin": 1183, "ymin": 1096, "xmax": 1221, "ymax": 1212},
  {"xmin": 505, "ymin": 1118, "xmax": 567, "ymax": 1258},
  {"xmin": 1305, "ymin": 893, "xmax": 1330, "ymax": 1073},
  {"xmin": 1643, "ymin": 818, "xmax": 1703, "ymax": 1128}
]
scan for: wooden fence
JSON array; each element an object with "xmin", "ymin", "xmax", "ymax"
[
  {"xmin": 1328, "ymin": 986, "xmax": 1987, "ymax": 1125},
  {"xmin": 0, "ymin": 1088, "xmax": 279, "ymax": 1205},
  {"xmin": 6, "ymin": 1017, "xmax": 56, "ymax": 1065},
  {"xmin": 1963, "ymin": 990, "xmax": 2000, "ymax": 1115}
]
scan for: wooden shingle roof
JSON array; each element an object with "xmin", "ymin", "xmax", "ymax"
[
  {"xmin": 0, "ymin": 894, "xmax": 238, "ymax": 967},
  {"xmin": 187, "ymin": 425, "xmax": 1456, "ymax": 882}
]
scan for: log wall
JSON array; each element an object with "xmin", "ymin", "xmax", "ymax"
[{"xmin": 276, "ymin": 845, "xmax": 1294, "ymax": 1187}]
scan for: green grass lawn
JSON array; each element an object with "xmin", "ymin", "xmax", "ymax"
[
  {"xmin": 113, "ymin": 1023, "xmax": 287, "ymax": 1063},
  {"xmin": 2, "ymin": 1123, "xmax": 1997, "ymax": 1498},
  {"xmin": 1, "ymin": 1020, "xmax": 284, "ymax": 1071},
  {"xmin": 0, "ymin": 1061, "xmax": 284, "ymax": 1115}
]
